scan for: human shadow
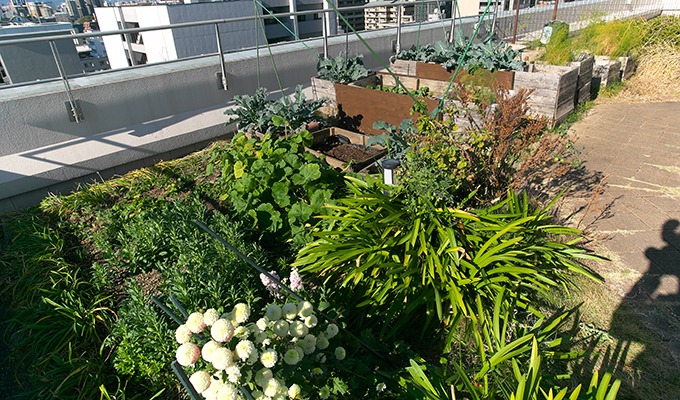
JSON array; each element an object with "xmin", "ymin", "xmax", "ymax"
[{"xmin": 602, "ymin": 219, "xmax": 680, "ymax": 398}]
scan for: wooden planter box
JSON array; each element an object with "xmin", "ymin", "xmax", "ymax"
[
  {"xmin": 333, "ymin": 74, "xmax": 441, "ymax": 135},
  {"xmin": 618, "ymin": 56, "xmax": 636, "ymax": 81},
  {"xmin": 512, "ymin": 63, "xmax": 579, "ymax": 126},
  {"xmin": 567, "ymin": 54, "xmax": 594, "ymax": 107},
  {"xmin": 391, "ymin": 59, "xmax": 516, "ymax": 90},
  {"xmin": 306, "ymin": 127, "xmax": 386, "ymax": 171},
  {"xmin": 593, "ymin": 56, "xmax": 622, "ymax": 90}
]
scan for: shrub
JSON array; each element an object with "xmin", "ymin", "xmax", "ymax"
[{"xmin": 205, "ymin": 132, "xmax": 345, "ymax": 249}]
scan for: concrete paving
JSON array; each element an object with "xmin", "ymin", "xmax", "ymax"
[{"xmin": 567, "ymin": 101, "xmax": 680, "ymax": 365}]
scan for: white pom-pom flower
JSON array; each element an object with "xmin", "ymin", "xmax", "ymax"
[
  {"xmin": 176, "ymin": 342, "xmax": 200, "ymax": 366},
  {"xmin": 283, "ymin": 349, "xmax": 301, "ymax": 365},
  {"xmin": 217, "ymin": 382, "xmax": 240, "ymax": 400},
  {"xmin": 319, "ymin": 386, "xmax": 331, "ymax": 399},
  {"xmin": 297, "ymin": 301, "xmax": 313, "ymax": 318},
  {"xmin": 225, "ymin": 365, "xmax": 241, "ymax": 384},
  {"xmin": 256, "ymin": 318, "xmax": 269, "ymax": 331},
  {"xmin": 304, "ymin": 315, "xmax": 318, "ymax": 328},
  {"xmin": 189, "ymin": 370, "xmax": 211, "ymax": 394},
  {"xmin": 316, "ymin": 333, "xmax": 329, "ymax": 350},
  {"xmin": 235, "ymin": 340, "xmax": 256, "ymax": 362},
  {"xmin": 334, "ymin": 346, "xmax": 346, "ymax": 361},
  {"xmin": 233, "ymin": 303, "xmax": 251, "ymax": 324},
  {"xmin": 288, "ymin": 383, "xmax": 301, "ymax": 399},
  {"xmin": 211, "ymin": 319, "xmax": 235, "ymax": 342},
  {"xmin": 273, "ymin": 320, "xmax": 290, "ymax": 337},
  {"xmin": 265, "ymin": 304, "xmax": 282, "ymax": 321},
  {"xmin": 263, "ymin": 378, "xmax": 281, "ymax": 398},
  {"xmin": 186, "ymin": 312, "xmax": 206, "ymax": 334},
  {"xmin": 175, "ymin": 324, "xmax": 193, "ymax": 344},
  {"xmin": 211, "ymin": 347, "xmax": 233, "ymax": 370},
  {"xmin": 289, "ymin": 320, "xmax": 308, "ymax": 338},
  {"xmin": 201, "ymin": 340, "xmax": 221, "ymax": 363},
  {"xmin": 300, "ymin": 334, "xmax": 317, "ymax": 355},
  {"xmin": 203, "ymin": 308, "xmax": 220, "ymax": 326},
  {"xmin": 259, "ymin": 348, "xmax": 278, "ymax": 368},
  {"xmin": 282, "ymin": 303, "xmax": 298, "ymax": 320},
  {"xmin": 233, "ymin": 325, "xmax": 250, "ymax": 340},
  {"xmin": 255, "ymin": 368, "xmax": 273, "ymax": 387},
  {"xmin": 326, "ymin": 323, "xmax": 339, "ymax": 339}
]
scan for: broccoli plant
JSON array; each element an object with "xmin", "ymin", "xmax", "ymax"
[{"xmin": 316, "ymin": 53, "xmax": 371, "ymax": 84}]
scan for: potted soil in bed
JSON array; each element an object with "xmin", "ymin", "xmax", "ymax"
[{"xmin": 306, "ymin": 127, "xmax": 386, "ymax": 172}]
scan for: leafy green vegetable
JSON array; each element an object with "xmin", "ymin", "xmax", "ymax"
[{"xmin": 316, "ymin": 53, "xmax": 371, "ymax": 84}]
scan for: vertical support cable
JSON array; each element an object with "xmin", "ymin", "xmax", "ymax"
[
  {"xmin": 396, "ymin": 4, "xmax": 402, "ymax": 53},
  {"xmin": 49, "ymin": 40, "xmax": 82, "ymax": 123},
  {"xmin": 215, "ymin": 23, "xmax": 228, "ymax": 90}
]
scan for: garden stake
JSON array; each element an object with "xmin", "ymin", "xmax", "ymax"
[
  {"xmin": 171, "ymin": 361, "xmax": 202, "ymax": 400},
  {"xmin": 194, "ymin": 219, "xmax": 391, "ymax": 364}
]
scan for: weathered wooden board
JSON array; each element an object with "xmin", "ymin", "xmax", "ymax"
[
  {"xmin": 377, "ymin": 70, "xmax": 452, "ymax": 98},
  {"xmin": 512, "ymin": 63, "xmax": 579, "ymax": 126},
  {"xmin": 311, "ymin": 77, "xmax": 337, "ymax": 115},
  {"xmin": 567, "ymin": 54, "xmax": 594, "ymax": 106},
  {"xmin": 618, "ymin": 56, "xmax": 636, "ymax": 81},
  {"xmin": 594, "ymin": 56, "xmax": 622, "ymax": 88},
  {"xmin": 390, "ymin": 59, "xmax": 516, "ymax": 90},
  {"xmin": 335, "ymin": 75, "xmax": 440, "ymax": 135}
]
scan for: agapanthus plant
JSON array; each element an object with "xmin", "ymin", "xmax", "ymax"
[{"xmin": 174, "ymin": 301, "xmax": 348, "ymax": 400}]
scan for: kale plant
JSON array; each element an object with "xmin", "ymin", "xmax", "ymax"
[
  {"xmin": 225, "ymin": 85, "xmax": 325, "ymax": 137},
  {"xmin": 316, "ymin": 53, "xmax": 371, "ymax": 84}
]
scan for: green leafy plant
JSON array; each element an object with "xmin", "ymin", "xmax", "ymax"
[
  {"xmin": 225, "ymin": 86, "xmax": 325, "ymax": 137},
  {"xmin": 316, "ymin": 53, "xmax": 371, "ymax": 84},
  {"xmin": 397, "ymin": 39, "xmax": 524, "ymax": 72},
  {"xmin": 367, "ymin": 84, "xmax": 431, "ymax": 97},
  {"xmin": 368, "ymin": 119, "xmax": 416, "ymax": 161},
  {"xmin": 206, "ymin": 132, "xmax": 345, "ymax": 248},
  {"xmin": 294, "ymin": 175, "xmax": 601, "ymax": 350}
]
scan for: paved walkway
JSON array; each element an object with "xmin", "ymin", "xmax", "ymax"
[{"xmin": 567, "ymin": 101, "xmax": 680, "ymax": 366}]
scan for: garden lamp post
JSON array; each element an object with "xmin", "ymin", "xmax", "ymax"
[{"xmin": 382, "ymin": 159, "xmax": 400, "ymax": 186}]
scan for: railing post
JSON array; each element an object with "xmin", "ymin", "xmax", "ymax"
[
  {"xmin": 396, "ymin": 4, "xmax": 402, "ymax": 53},
  {"xmin": 49, "ymin": 40, "xmax": 83, "ymax": 123},
  {"xmin": 322, "ymin": 11, "xmax": 329, "ymax": 59},
  {"xmin": 214, "ymin": 23, "xmax": 228, "ymax": 90},
  {"xmin": 448, "ymin": 0, "xmax": 456, "ymax": 43},
  {"xmin": 511, "ymin": 0, "xmax": 521, "ymax": 44}
]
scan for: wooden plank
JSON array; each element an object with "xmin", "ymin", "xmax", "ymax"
[
  {"xmin": 307, "ymin": 127, "xmax": 386, "ymax": 172},
  {"xmin": 311, "ymin": 76, "xmax": 338, "ymax": 115},
  {"xmin": 391, "ymin": 59, "xmax": 417, "ymax": 76},
  {"xmin": 619, "ymin": 56, "xmax": 636, "ymax": 81}
]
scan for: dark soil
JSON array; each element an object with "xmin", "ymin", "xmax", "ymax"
[{"xmin": 313, "ymin": 136, "xmax": 381, "ymax": 163}]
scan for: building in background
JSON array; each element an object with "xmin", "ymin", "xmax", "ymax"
[
  {"xmin": 95, "ymin": 0, "xmax": 338, "ymax": 69},
  {"xmin": 336, "ymin": 0, "xmax": 367, "ymax": 32},
  {"xmin": 0, "ymin": 22, "xmax": 82, "ymax": 85}
]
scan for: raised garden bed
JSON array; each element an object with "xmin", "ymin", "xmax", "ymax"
[
  {"xmin": 391, "ymin": 59, "xmax": 516, "ymax": 90},
  {"xmin": 618, "ymin": 56, "xmax": 636, "ymax": 81},
  {"xmin": 567, "ymin": 54, "xmax": 594, "ymax": 106},
  {"xmin": 306, "ymin": 127, "xmax": 386, "ymax": 171},
  {"xmin": 512, "ymin": 63, "xmax": 579, "ymax": 126},
  {"xmin": 593, "ymin": 56, "xmax": 622, "ymax": 90}
]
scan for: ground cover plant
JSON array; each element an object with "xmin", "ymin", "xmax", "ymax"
[{"xmin": 0, "ymin": 91, "xmax": 624, "ymax": 400}]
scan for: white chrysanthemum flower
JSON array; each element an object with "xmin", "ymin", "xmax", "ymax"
[
  {"xmin": 217, "ymin": 382, "xmax": 240, "ymax": 400},
  {"xmin": 288, "ymin": 383, "xmax": 301, "ymax": 399},
  {"xmin": 297, "ymin": 301, "xmax": 313, "ymax": 318},
  {"xmin": 295, "ymin": 346, "xmax": 305, "ymax": 359},
  {"xmin": 186, "ymin": 312, "xmax": 206, "ymax": 334},
  {"xmin": 300, "ymin": 334, "xmax": 316, "ymax": 355},
  {"xmin": 212, "ymin": 347, "xmax": 233, "ymax": 370},
  {"xmin": 204, "ymin": 308, "xmax": 220, "ymax": 326},
  {"xmin": 304, "ymin": 315, "xmax": 318, "ymax": 328},
  {"xmin": 255, "ymin": 368, "xmax": 273, "ymax": 387},
  {"xmin": 202, "ymin": 377, "xmax": 223, "ymax": 400},
  {"xmin": 273, "ymin": 320, "xmax": 290, "ymax": 337},
  {"xmin": 263, "ymin": 378, "xmax": 281, "ymax": 398},
  {"xmin": 282, "ymin": 303, "xmax": 298, "ymax": 320},
  {"xmin": 283, "ymin": 349, "xmax": 301, "ymax": 365},
  {"xmin": 376, "ymin": 382, "xmax": 387, "ymax": 393},
  {"xmin": 265, "ymin": 304, "xmax": 282, "ymax": 321},
  {"xmin": 235, "ymin": 340, "xmax": 256, "ymax": 362},
  {"xmin": 176, "ymin": 342, "xmax": 200, "ymax": 366},
  {"xmin": 334, "ymin": 346, "xmax": 346, "ymax": 361},
  {"xmin": 211, "ymin": 319, "xmax": 235, "ymax": 342},
  {"xmin": 319, "ymin": 386, "xmax": 331, "ymax": 399},
  {"xmin": 316, "ymin": 353, "xmax": 327, "ymax": 364},
  {"xmin": 202, "ymin": 340, "xmax": 221, "ymax": 363},
  {"xmin": 289, "ymin": 321, "xmax": 308, "ymax": 338},
  {"xmin": 260, "ymin": 348, "xmax": 278, "ymax": 368},
  {"xmin": 256, "ymin": 318, "xmax": 269, "ymax": 331},
  {"xmin": 225, "ymin": 365, "xmax": 241, "ymax": 384},
  {"xmin": 316, "ymin": 333, "xmax": 329, "ymax": 350},
  {"xmin": 175, "ymin": 324, "xmax": 193, "ymax": 344},
  {"xmin": 234, "ymin": 325, "xmax": 250, "ymax": 339},
  {"xmin": 326, "ymin": 323, "xmax": 339, "ymax": 339},
  {"xmin": 233, "ymin": 303, "xmax": 251, "ymax": 324},
  {"xmin": 189, "ymin": 371, "xmax": 211, "ymax": 394},
  {"xmin": 251, "ymin": 390, "xmax": 265, "ymax": 400}
]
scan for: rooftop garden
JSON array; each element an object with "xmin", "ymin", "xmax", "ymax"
[{"xmin": 1, "ymin": 13, "xmax": 680, "ymax": 400}]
